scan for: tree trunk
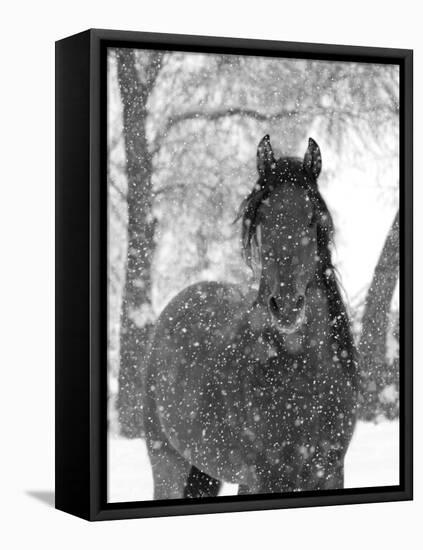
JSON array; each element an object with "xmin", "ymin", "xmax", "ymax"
[
  {"xmin": 116, "ymin": 49, "xmax": 162, "ymax": 438},
  {"xmin": 358, "ymin": 209, "xmax": 399, "ymax": 419}
]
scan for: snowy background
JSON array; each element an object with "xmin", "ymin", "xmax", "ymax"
[{"xmin": 107, "ymin": 48, "xmax": 399, "ymax": 502}]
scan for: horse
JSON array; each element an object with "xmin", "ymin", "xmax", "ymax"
[{"xmin": 144, "ymin": 135, "xmax": 358, "ymax": 499}]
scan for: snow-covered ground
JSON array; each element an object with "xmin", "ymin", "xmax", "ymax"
[{"xmin": 108, "ymin": 420, "xmax": 399, "ymax": 502}]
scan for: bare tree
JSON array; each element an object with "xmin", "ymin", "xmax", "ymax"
[
  {"xmin": 358, "ymin": 210, "xmax": 399, "ymax": 417},
  {"xmin": 116, "ymin": 48, "xmax": 163, "ymax": 437}
]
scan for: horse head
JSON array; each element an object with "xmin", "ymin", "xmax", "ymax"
[{"xmin": 241, "ymin": 135, "xmax": 334, "ymax": 335}]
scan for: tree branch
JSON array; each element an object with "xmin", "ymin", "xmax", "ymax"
[
  {"xmin": 151, "ymin": 107, "xmax": 298, "ymax": 152},
  {"xmin": 151, "ymin": 103, "xmax": 395, "ymax": 157}
]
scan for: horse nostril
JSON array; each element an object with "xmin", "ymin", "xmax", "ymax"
[
  {"xmin": 296, "ymin": 295, "xmax": 305, "ymax": 310},
  {"xmin": 268, "ymin": 296, "xmax": 279, "ymax": 314}
]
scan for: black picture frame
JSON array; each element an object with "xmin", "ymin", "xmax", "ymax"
[{"xmin": 55, "ymin": 28, "xmax": 413, "ymax": 521}]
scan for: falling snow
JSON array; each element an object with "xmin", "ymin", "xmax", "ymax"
[{"xmin": 107, "ymin": 48, "xmax": 400, "ymax": 501}]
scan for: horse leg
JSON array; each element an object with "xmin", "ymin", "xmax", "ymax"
[
  {"xmin": 144, "ymin": 374, "xmax": 191, "ymax": 499},
  {"xmin": 146, "ymin": 427, "xmax": 192, "ymax": 500},
  {"xmin": 238, "ymin": 484, "xmax": 253, "ymax": 495},
  {"xmin": 144, "ymin": 377, "xmax": 221, "ymax": 499},
  {"xmin": 321, "ymin": 459, "xmax": 344, "ymax": 490},
  {"xmin": 147, "ymin": 435, "xmax": 221, "ymax": 499},
  {"xmin": 184, "ymin": 465, "xmax": 221, "ymax": 498},
  {"xmin": 241, "ymin": 454, "xmax": 298, "ymax": 495},
  {"xmin": 311, "ymin": 450, "xmax": 345, "ymax": 490}
]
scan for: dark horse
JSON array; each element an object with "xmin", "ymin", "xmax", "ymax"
[{"xmin": 145, "ymin": 136, "xmax": 358, "ymax": 499}]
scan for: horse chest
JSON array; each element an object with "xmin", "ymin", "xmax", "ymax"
[
  {"xmin": 150, "ymin": 283, "xmax": 356, "ymax": 488},
  {"xmin": 235, "ymin": 313, "xmax": 352, "ymax": 453}
]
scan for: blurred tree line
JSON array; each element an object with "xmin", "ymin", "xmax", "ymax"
[{"xmin": 108, "ymin": 48, "xmax": 400, "ymax": 437}]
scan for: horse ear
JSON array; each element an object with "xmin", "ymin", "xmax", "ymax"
[
  {"xmin": 257, "ymin": 135, "xmax": 276, "ymax": 176},
  {"xmin": 303, "ymin": 138, "xmax": 322, "ymax": 180}
]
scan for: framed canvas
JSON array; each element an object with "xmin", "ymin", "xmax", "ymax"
[{"xmin": 55, "ymin": 29, "xmax": 413, "ymax": 521}]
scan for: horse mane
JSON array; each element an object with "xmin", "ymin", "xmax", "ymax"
[{"xmin": 237, "ymin": 157, "xmax": 357, "ymax": 382}]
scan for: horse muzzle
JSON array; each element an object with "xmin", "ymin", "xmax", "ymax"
[{"xmin": 267, "ymin": 294, "xmax": 307, "ymax": 334}]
